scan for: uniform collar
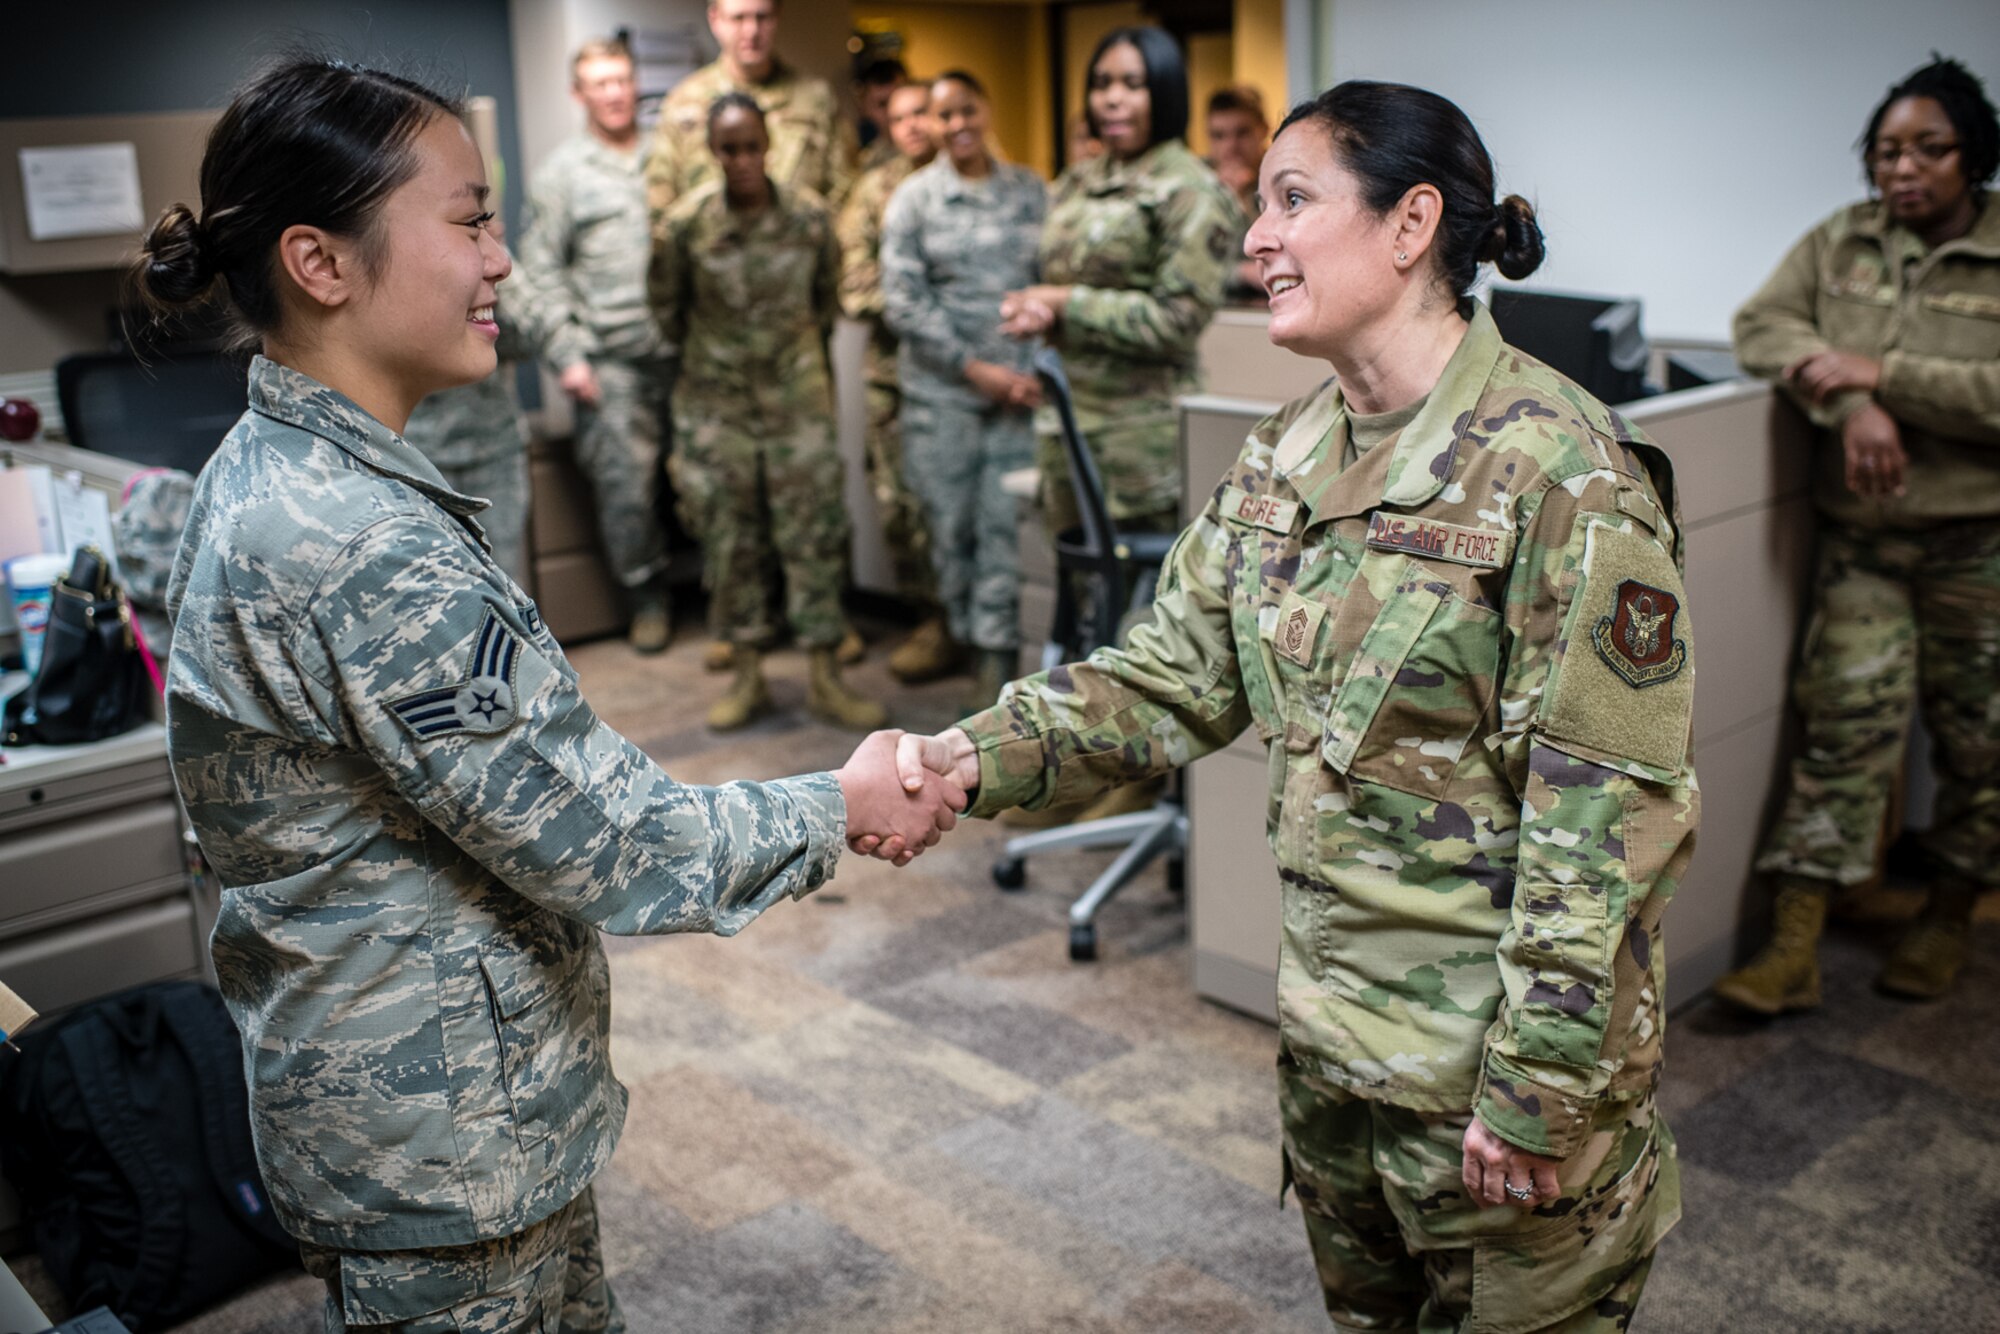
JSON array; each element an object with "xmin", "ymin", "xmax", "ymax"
[
  {"xmin": 246, "ymin": 356, "xmax": 486, "ymax": 517},
  {"xmin": 1277, "ymin": 303, "xmax": 1505, "ymax": 521},
  {"xmin": 718, "ymin": 57, "xmax": 796, "ymax": 104},
  {"xmin": 1083, "ymin": 139, "xmax": 1179, "ymax": 195},
  {"xmin": 1852, "ymin": 193, "xmax": 2000, "ymax": 260},
  {"xmin": 939, "ymin": 156, "xmax": 1000, "ymax": 200}
]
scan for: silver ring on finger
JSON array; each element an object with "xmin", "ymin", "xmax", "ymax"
[{"xmin": 1503, "ymin": 1181, "xmax": 1534, "ymax": 1201}]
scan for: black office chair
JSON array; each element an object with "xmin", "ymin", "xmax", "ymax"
[
  {"xmin": 56, "ymin": 349, "xmax": 246, "ymax": 473},
  {"xmin": 991, "ymin": 347, "xmax": 1188, "ymax": 962}
]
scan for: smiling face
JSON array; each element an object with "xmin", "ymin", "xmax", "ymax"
[
  {"xmin": 1246, "ymin": 120, "xmax": 1402, "ymax": 360},
  {"xmin": 1871, "ymin": 94, "xmax": 1975, "ymax": 235},
  {"xmin": 347, "ymin": 114, "xmax": 511, "ymax": 401},
  {"xmin": 573, "ymin": 53, "xmax": 637, "ymax": 139},
  {"xmin": 932, "ymin": 78, "xmax": 990, "ymax": 171},
  {"xmin": 709, "ymin": 104, "xmax": 770, "ymax": 201},
  {"xmin": 887, "ymin": 83, "xmax": 934, "ymax": 161},
  {"xmin": 1088, "ymin": 41, "xmax": 1152, "ymax": 161}
]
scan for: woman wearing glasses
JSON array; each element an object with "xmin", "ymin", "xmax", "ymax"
[{"xmin": 1722, "ymin": 57, "xmax": 2000, "ymax": 1011}]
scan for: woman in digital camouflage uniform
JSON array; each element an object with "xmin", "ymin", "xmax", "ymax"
[
  {"xmin": 897, "ymin": 81, "xmax": 1698, "ymax": 1332},
  {"xmin": 1721, "ymin": 57, "xmax": 2000, "ymax": 1011}
]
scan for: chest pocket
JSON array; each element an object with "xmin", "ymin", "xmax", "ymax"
[
  {"xmin": 1917, "ymin": 289, "xmax": 2000, "ymax": 359},
  {"xmin": 1319, "ymin": 553, "xmax": 1503, "ymax": 799}
]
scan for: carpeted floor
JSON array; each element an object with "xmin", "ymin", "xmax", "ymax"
[{"xmin": 15, "ymin": 628, "xmax": 1998, "ymax": 1332}]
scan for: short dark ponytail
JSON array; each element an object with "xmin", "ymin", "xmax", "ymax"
[
  {"xmin": 130, "ymin": 55, "xmax": 459, "ymax": 344},
  {"xmin": 1860, "ymin": 55, "xmax": 1998, "ymax": 191},
  {"xmin": 1278, "ymin": 80, "xmax": 1544, "ymax": 314}
]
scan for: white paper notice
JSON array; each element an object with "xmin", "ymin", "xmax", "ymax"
[{"xmin": 19, "ymin": 143, "xmax": 144, "ymax": 241}]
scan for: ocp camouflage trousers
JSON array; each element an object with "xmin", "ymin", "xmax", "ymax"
[
  {"xmin": 1035, "ymin": 411, "xmax": 1184, "ymax": 541},
  {"xmin": 573, "ymin": 357, "xmax": 671, "ymax": 588},
  {"xmin": 671, "ymin": 398, "xmax": 849, "ymax": 649},
  {"xmin": 903, "ymin": 394, "xmax": 1035, "ymax": 651},
  {"xmin": 301, "ymin": 1186, "xmax": 623, "ymax": 1333},
  {"xmin": 866, "ymin": 376, "xmax": 936, "ymax": 605},
  {"xmin": 1278, "ymin": 1046, "xmax": 1677, "ymax": 1333},
  {"xmin": 1757, "ymin": 517, "xmax": 2000, "ymax": 889}
]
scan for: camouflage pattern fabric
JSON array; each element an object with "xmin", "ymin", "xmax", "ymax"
[
  {"xmin": 901, "ymin": 396, "xmax": 1035, "ymax": 651},
  {"xmin": 405, "ymin": 253, "xmax": 563, "ymax": 585},
  {"xmin": 570, "ymin": 356, "xmax": 673, "ymax": 588},
  {"xmin": 840, "ymin": 152, "xmax": 933, "ymax": 604},
  {"xmin": 959, "ymin": 307, "xmax": 1699, "ymax": 1179},
  {"xmin": 644, "ymin": 59, "xmax": 856, "ymax": 236},
  {"xmin": 519, "ymin": 135, "xmax": 663, "ymax": 370},
  {"xmin": 657, "ymin": 182, "xmax": 847, "ymax": 649},
  {"xmin": 1034, "ymin": 140, "xmax": 1240, "ymax": 533},
  {"xmin": 1279, "ymin": 1046, "xmax": 1676, "ymax": 1331},
  {"xmin": 300, "ymin": 1187, "xmax": 623, "ymax": 1332},
  {"xmin": 164, "ymin": 356, "xmax": 846, "ymax": 1251},
  {"xmin": 1756, "ymin": 517, "xmax": 2000, "ymax": 890},
  {"xmin": 112, "ymin": 466, "xmax": 195, "ymax": 660},
  {"xmin": 1733, "ymin": 193, "xmax": 2000, "ymax": 529},
  {"xmin": 880, "ymin": 158, "xmax": 1048, "ymax": 651}
]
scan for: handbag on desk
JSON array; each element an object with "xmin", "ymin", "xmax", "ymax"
[{"xmin": 3, "ymin": 545, "xmax": 152, "ymax": 747}]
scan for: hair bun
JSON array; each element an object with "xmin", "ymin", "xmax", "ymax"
[
  {"xmin": 137, "ymin": 203, "xmax": 216, "ymax": 308},
  {"xmin": 1481, "ymin": 194, "xmax": 1545, "ymax": 281}
]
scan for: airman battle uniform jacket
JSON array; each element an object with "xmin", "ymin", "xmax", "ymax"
[
  {"xmin": 165, "ymin": 358, "xmax": 846, "ymax": 1249},
  {"xmin": 961, "ymin": 307, "xmax": 1700, "ymax": 1158},
  {"xmin": 1734, "ymin": 194, "xmax": 2000, "ymax": 527}
]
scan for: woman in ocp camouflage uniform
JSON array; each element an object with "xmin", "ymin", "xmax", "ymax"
[{"xmin": 896, "ymin": 81, "xmax": 1697, "ymax": 1332}]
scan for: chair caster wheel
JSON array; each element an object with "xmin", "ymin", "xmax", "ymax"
[
  {"xmin": 993, "ymin": 857, "xmax": 1026, "ymax": 891},
  {"xmin": 1166, "ymin": 855, "xmax": 1186, "ymax": 895},
  {"xmin": 1069, "ymin": 924, "xmax": 1097, "ymax": 962}
]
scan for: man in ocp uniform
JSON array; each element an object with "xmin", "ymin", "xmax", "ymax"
[{"xmin": 519, "ymin": 38, "xmax": 674, "ymax": 651}]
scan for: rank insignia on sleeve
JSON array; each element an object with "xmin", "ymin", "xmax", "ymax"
[
  {"xmin": 388, "ymin": 608, "xmax": 524, "ymax": 739},
  {"xmin": 1592, "ymin": 580, "xmax": 1687, "ymax": 688}
]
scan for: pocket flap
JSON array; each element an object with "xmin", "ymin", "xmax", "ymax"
[
  {"xmin": 1921, "ymin": 290, "xmax": 2000, "ymax": 319},
  {"xmin": 1321, "ymin": 560, "xmax": 1444, "ymax": 774},
  {"xmin": 479, "ymin": 947, "xmax": 550, "ymax": 1022}
]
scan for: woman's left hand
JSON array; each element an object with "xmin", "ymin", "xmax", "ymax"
[
  {"xmin": 1000, "ymin": 285, "xmax": 1071, "ymax": 339},
  {"xmin": 1461, "ymin": 1117, "xmax": 1563, "ymax": 1209},
  {"xmin": 1783, "ymin": 349, "xmax": 1881, "ymax": 404}
]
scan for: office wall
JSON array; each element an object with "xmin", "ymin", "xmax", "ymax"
[
  {"xmin": 852, "ymin": 2, "xmax": 1055, "ymax": 176},
  {"xmin": 0, "ymin": 0, "xmax": 524, "ymax": 377},
  {"xmin": 1316, "ymin": 0, "xmax": 2000, "ymax": 341},
  {"xmin": 1233, "ymin": 0, "xmax": 1289, "ymax": 116}
]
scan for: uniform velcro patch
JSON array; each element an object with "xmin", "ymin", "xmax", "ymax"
[
  {"xmin": 388, "ymin": 609, "xmax": 524, "ymax": 740},
  {"xmin": 1365, "ymin": 512, "xmax": 1508, "ymax": 569},
  {"xmin": 1592, "ymin": 581, "xmax": 1687, "ymax": 687},
  {"xmin": 1219, "ymin": 485, "xmax": 1299, "ymax": 533}
]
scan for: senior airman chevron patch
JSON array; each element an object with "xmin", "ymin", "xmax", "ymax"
[{"xmin": 388, "ymin": 608, "xmax": 523, "ymax": 738}]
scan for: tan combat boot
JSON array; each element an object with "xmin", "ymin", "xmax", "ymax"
[
  {"xmin": 806, "ymin": 648, "xmax": 887, "ymax": 730},
  {"xmin": 704, "ymin": 639, "xmax": 736, "ymax": 673},
  {"xmin": 1877, "ymin": 880, "xmax": 1977, "ymax": 1000},
  {"xmin": 888, "ymin": 614, "xmax": 965, "ymax": 683},
  {"xmin": 627, "ymin": 584, "xmax": 671, "ymax": 655},
  {"xmin": 1712, "ymin": 880, "xmax": 1830, "ymax": 1016},
  {"xmin": 962, "ymin": 648, "xmax": 1013, "ymax": 714},
  {"xmin": 705, "ymin": 649, "xmax": 770, "ymax": 731},
  {"xmin": 836, "ymin": 625, "xmax": 867, "ymax": 666}
]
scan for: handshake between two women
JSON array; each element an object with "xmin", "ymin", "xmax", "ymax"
[{"xmin": 833, "ymin": 728, "xmax": 984, "ymax": 866}]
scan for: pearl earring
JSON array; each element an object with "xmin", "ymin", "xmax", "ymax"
[{"xmin": 1396, "ymin": 251, "xmax": 1408, "ymax": 263}]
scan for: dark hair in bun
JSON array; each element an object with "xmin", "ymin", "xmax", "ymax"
[
  {"xmin": 129, "ymin": 53, "xmax": 460, "ymax": 345},
  {"xmin": 1277, "ymin": 80, "xmax": 1546, "ymax": 315}
]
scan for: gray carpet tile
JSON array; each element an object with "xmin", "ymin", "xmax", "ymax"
[{"xmin": 868, "ymin": 969, "xmax": 1135, "ymax": 1086}]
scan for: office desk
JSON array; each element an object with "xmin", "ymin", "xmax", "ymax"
[{"xmin": 1181, "ymin": 379, "xmax": 1815, "ymax": 1022}]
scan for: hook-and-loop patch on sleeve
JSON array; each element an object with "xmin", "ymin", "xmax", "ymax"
[
  {"xmin": 388, "ymin": 608, "xmax": 525, "ymax": 739},
  {"xmin": 1537, "ymin": 517, "xmax": 1695, "ymax": 781}
]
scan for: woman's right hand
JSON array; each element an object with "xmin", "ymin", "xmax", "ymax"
[
  {"xmin": 964, "ymin": 358, "xmax": 1042, "ymax": 409},
  {"xmin": 1842, "ymin": 402, "xmax": 1908, "ymax": 498},
  {"xmin": 999, "ymin": 290, "xmax": 1058, "ymax": 339}
]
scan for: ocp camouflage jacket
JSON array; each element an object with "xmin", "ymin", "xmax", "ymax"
[
  {"xmin": 165, "ymin": 358, "xmax": 845, "ymax": 1248},
  {"xmin": 960, "ymin": 307, "xmax": 1700, "ymax": 1157},
  {"xmin": 1734, "ymin": 193, "xmax": 2000, "ymax": 527}
]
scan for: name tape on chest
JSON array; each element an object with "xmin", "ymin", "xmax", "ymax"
[
  {"xmin": 1220, "ymin": 485, "xmax": 1300, "ymax": 533},
  {"xmin": 1365, "ymin": 512, "xmax": 1507, "ymax": 570},
  {"xmin": 388, "ymin": 608, "xmax": 524, "ymax": 740}
]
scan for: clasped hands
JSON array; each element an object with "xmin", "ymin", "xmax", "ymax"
[
  {"xmin": 835, "ymin": 729, "xmax": 978, "ymax": 866},
  {"xmin": 1782, "ymin": 349, "xmax": 1907, "ymax": 498}
]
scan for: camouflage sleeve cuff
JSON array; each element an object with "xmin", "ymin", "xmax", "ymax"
[
  {"xmin": 958, "ymin": 703, "xmax": 1051, "ymax": 820},
  {"xmin": 773, "ymin": 770, "xmax": 846, "ymax": 899},
  {"xmin": 1474, "ymin": 1054, "xmax": 1596, "ymax": 1159}
]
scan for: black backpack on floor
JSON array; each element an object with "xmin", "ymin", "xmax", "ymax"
[{"xmin": 0, "ymin": 980, "xmax": 300, "ymax": 1331}]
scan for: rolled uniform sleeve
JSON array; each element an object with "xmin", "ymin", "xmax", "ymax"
[
  {"xmin": 290, "ymin": 514, "xmax": 845, "ymax": 935},
  {"xmin": 1474, "ymin": 473, "xmax": 1699, "ymax": 1158},
  {"xmin": 1064, "ymin": 182, "xmax": 1238, "ymax": 364},
  {"xmin": 958, "ymin": 501, "xmax": 1252, "ymax": 816},
  {"xmin": 1731, "ymin": 225, "xmax": 1871, "ymax": 431}
]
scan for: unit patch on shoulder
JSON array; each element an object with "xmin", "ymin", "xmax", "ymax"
[
  {"xmin": 1220, "ymin": 485, "xmax": 1300, "ymax": 533},
  {"xmin": 1592, "ymin": 580, "xmax": 1687, "ymax": 688},
  {"xmin": 1365, "ymin": 512, "xmax": 1507, "ymax": 569},
  {"xmin": 388, "ymin": 608, "xmax": 524, "ymax": 739}
]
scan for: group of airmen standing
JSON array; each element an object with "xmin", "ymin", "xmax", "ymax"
[{"xmin": 411, "ymin": 0, "xmax": 1266, "ymax": 735}]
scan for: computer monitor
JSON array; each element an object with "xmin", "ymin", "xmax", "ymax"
[
  {"xmin": 1488, "ymin": 289, "xmax": 1651, "ymax": 407},
  {"xmin": 55, "ymin": 349, "xmax": 246, "ymax": 473}
]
